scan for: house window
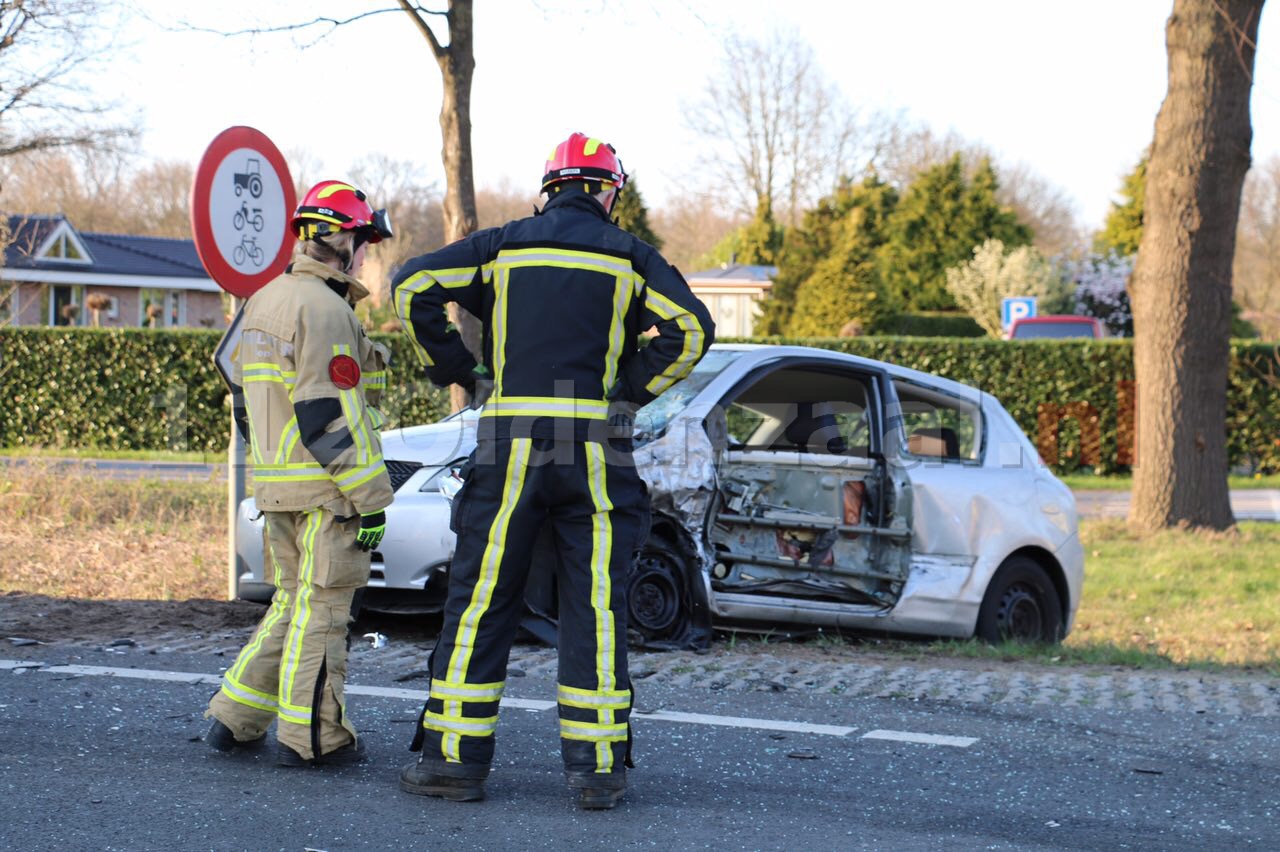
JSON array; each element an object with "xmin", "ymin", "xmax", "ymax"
[
  {"xmin": 140, "ymin": 289, "xmax": 186, "ymax": 328},
  {"xmin": 38, "ymin": 228, "xmax": 92, "ymax": 264},
  {"xmin": 50, "ymin": 284, "xmax": 86, "ymax": 326}
]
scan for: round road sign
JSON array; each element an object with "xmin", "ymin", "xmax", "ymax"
[{"xmin": 190, "ymin": 126, "xmax": 297, "ymax": 299}]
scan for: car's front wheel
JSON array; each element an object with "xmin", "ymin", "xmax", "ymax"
[
  {"xmin": 628, "ymin": 537, "xmax": 691, "ymax": 645},
  {"xmin": 975, "ymin": 556, "xmax": 1063, "ymax": 643}
]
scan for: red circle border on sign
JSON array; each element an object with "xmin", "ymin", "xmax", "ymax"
[{"xmin": 190, "ymin": 126, "xmax": 297, "ymax": 299}]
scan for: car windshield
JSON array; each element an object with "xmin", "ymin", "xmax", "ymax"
[
  {"xmin": 1012, "ymin": 322, "xmax": 1095, "ymax": 339},
  {"xmin": 633, "ymin": 349, "xmax": 744, "ymax": 444}
]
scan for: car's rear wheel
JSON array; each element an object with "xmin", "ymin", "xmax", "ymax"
[
  {"xmin": 628, "ymin": 537, "xmax": 690, "ymax": 644},
  {"xmin": 976, "ymin": 556, "xmax": 1063, "ymax": 643}
]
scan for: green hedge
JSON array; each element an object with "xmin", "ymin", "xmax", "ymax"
[
  {"xmin": 0, "ymin": 327, "xmax": 449, "ymax": 453},
  {"xmin": 4, "ymin": 327, "xmax": 1278, "ymax": 474},
  {"xmin": 878, "ymin": 311, "xmax": 985, "ymax": 338}
]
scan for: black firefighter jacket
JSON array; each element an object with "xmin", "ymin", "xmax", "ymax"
[{"xmin": 392, "ymin": 191, "xmax": 715, "ymax": 441}]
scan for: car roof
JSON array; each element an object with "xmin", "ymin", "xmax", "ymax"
[
  {"xmin": 710, "ymin": 343, "xmax": 984, "ymax": 403},
  {"xmin": 1010, "ymin": 315, "xmax": 1097, "ymax": 324}
]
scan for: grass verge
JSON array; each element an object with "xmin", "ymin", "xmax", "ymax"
[
  {"xmin": 2, "ymin": 466, "xmax": 1277, "ymax": 673},
  {"xmin": 1059, "ymin": 472, "xmax": 1280, "ymax": 491},
  {"xmin": 0, "ymin": 461, "xmax": 226, "ymax": 600}
]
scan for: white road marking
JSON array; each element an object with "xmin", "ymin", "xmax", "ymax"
[
  {"xmin": 861, "ymin": 729, "xmax": 978, "ymax": 748},
  {"xmin": 349, "ymin": 683, "xmax": 555, "ymax": 712},
  {"xmin": 2, "ymin": 660, "xmax": 977, "ymax": 747},
  {"xmin": 634, "ymin": 709, "xmax": 856, "ymax": 737}
]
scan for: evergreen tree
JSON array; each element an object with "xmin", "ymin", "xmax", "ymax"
[
  {"xmin": 613, "ymin": 174, "xmax": 663, "ymax": 249},
  {"xmin": 758, "ymin": 176, "xmax": 875, "ymax": 334},
  {"xmin": 878, "ymin": 154, "xmax": 1032, "ymax": 311},
  {"xmin": 735, "ymin": 197, "xmax": 784, "ymax": 265},
  {"xmin": 1095, "ymin": 155, "xmax": 1147, "ymax": 256},
  {"xmin": 787, "ymin": 175, "xmax": 900, "ymax": 336}
]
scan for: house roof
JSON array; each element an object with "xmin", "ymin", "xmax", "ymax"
[
  {"xmin": 3, "ymin": 214, "xmax": 216, "ymax": 289},
  {"xmin": 685, "ymin": 262, "xmax": 778, "ymax": 284}
]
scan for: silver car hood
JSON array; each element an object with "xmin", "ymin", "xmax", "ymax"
[{"xmin": 380, "ymin": 412, "xmax": 478, "ymax": 467}]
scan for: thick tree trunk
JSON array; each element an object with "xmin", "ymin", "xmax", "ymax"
[
  {"xmin": 1128, "ymin": 0, "xmax": 1262, "ymax": 531},
  {"xmin": 434, "ymin": 0, "xmax": 482, "ymax": 411},
  {"xmin": 403, "ymin": 0, "xmax": 482, "ymax": 411}
]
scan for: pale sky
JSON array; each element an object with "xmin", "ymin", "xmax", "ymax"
[{"xmin": 111, "ymin": 1, "xmax": 1280, "ymax": 232}]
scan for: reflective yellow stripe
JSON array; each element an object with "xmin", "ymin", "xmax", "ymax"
[
  {"xmin": 396, "ymin": 265, "xmax": 486, "ymax": 368},
  {"xmin": 220, "ymin": 678, "xmax": 277, "ymax": 714},
  {"xmin": 335, "ymin": 459, "xmax": 387, "ymax": 492},
  {"xmin": 447, "ymin": 439, "xmax": 532, "ymax": 686},
  {"xmin": 494, "ymin": 247, "xmax": 633, "ymax": 278},
  {"xmin": 644, "ymin": 289, "xmax": 705, "ymax": 395},
  {"xmin": 367, "ymin": 407, "xmax": 386, "ymax": 430},
  {"xmin": 559, "ymin": 719, "xmax": 629, "ymax": 742},
  {"xmin": 557, "ymin": 684, "xmax": 629, "ymax": 710},
  {"xmin": 421, "ymin": 711, "xmax": 500, "ymax": 737},
  {"xmin": 278, "ymin": 511, "xmax": 321, "ymax": 717},
  {"xmin": 480, "ymin": 397, "xmax": 609, "ymax": 420},
  {"xmin": 585, "ymin": 444, "xmax": 619, "ymax": 772},
  {"xmin": 228, "ymin": 590, "xmax": 289, "ymax": 684},
  {"xmin": 492, "ymin": 265, "xmax": 510, "ymax": 397},
  {"xmin": 430, "ymin": 679, "xmax": 505, "ymax": 702},
  {"xmin": 333, "ymin": 343, "xmax": 372, "ymax": 463},
  {"xmin": 602, "ymin": 273, "xmax": 633, "ymax": 394},
  {"xmin": 316, "ymin": 182, "xmax": 359, "ymax": 199},
  {"xmin": 275, "ymin": 417, "xmax": 300, "ymax": 466},
  {"xmin": 277, "ymin": 702, "xmax": 313, "ymax": 725}
]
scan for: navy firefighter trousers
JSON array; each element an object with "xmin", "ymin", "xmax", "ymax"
[{"xmin": 411, "ymin": 436, "xmax": 648, "ymax": 783}]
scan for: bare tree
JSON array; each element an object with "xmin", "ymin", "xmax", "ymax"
[
  {"xmin": 1, "ymin": 149, "xmax": 192, "ymax": 236},
  {"xmin": 0, "ymin": 1, "xmax": 135, "ymax": 159},
  {"xmin": 687, "ymin": 30, "xmax": 893, "ymax": 227},
  {"xmin": 650, "ymin": 201, "xmax": 743, "ymax": 274},
  {"xmin": 475, "ymin": 176, "xmax": 539, "ymax": 231},
  {"xmin": 183, "ymin": 1, "xmax": 480, "ymax": 408},
  {"xmin": 1128, "ymin": 0, "xmax": 1262, "ymax": 532},
  {"xmin": 348, "ymin": 154, "xmax": 444, "ymax": 306},
  {"xmin": 1233, "ymin": 154, "xmax": 1280, "ymax": 339}
]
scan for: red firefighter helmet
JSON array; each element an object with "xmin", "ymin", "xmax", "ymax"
[
  {"xmin": 291, "ymin": 180, "xmax": 393, "ymax": 243},
  {"xmin": 541, "ymin": 132, "xmax": 627, "ymax": 193}
]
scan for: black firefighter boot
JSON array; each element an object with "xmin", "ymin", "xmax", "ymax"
[
  {"xmin": 399, "ymin": 755, "xmax": 487, "ymax": 802},
  {"xmin": 205, "ymin": 719, "xmax": 266, "ymax": 753},
  {"xmin": 565, "ymin": 770, "xmax": 627, "ymax": 810}
]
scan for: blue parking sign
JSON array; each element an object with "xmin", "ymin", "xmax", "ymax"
[{"xmin": 1002, "ymin": 296, "xmax": 1037, "ymax": 330}]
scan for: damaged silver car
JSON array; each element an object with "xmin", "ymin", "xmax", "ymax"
[{"xmin": 236, "ymin": 344, "xmax": 1082, "ymax": 649}]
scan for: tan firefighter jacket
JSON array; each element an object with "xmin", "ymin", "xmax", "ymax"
[{"xmin": 234, "ymin": 254, "xmax": 394, "ymax": 516}]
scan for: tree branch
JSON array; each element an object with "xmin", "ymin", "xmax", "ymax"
[{"xmin": 398, "ymin": 0, "xmax": 446, "ymax": 59}]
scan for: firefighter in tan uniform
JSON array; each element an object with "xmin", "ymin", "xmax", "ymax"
[{"xmin": 204, "ymin": 181, "xmax": 395, "ymax": 767}]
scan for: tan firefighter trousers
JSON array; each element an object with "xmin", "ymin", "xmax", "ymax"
[{"xmin": 206, "ymin": 508, "xmax": 369, "ymax": 759}]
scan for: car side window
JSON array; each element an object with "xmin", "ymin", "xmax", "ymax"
[
  {"xmin": 894, "ymin": 380, "xmax": 982, "ymax": 462},
  {"xmin": 718, "ymin": 365, "xmax": 875, "ymax": 456}
]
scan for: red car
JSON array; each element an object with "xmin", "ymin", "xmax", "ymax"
[{"xmin": 1008, "ymin": 315, "xmax": 1105, "ymax": 340}]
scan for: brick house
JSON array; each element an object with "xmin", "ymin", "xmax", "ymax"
[
  {"xmin": 1, "ymin": 215, "xmax": 226, "ymax": 329},
  {"xmin": 684, "ymin": 262, "xmax": 776, "ymax": 338}
]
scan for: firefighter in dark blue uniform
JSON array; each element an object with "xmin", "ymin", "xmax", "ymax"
[{"xmin": 393, "ymin": 133, "xmax": 713, "ymax": 809}]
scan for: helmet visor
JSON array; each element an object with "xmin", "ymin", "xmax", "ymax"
[{"xmin": 369, "ymin": 208, "xmax": 393, "ymax": 242}]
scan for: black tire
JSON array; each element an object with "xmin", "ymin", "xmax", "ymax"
[
  {"xmin": 628, "ymin": 537, "xmax": 690, "ymax": 644},
  {"xmin": 248, "ymin": 175, "xmax": 263, "ymax": 198},
  {"xmin": 975, "ymin": 556, "xmax": 1063, "ymax": 643}
]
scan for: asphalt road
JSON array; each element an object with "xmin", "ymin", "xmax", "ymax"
[{"xmin": 2, "ymin": 644, "xmax": 1276, "ymax": 851}]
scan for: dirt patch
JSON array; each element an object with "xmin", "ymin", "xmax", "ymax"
[{"xmin": 0, "ymin": 591, "xmax": 262, "ymax": 645}]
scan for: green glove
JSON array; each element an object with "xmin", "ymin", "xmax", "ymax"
[{"xmin": 355, "ymin": 510, "xmax": 386, "ymax": 552}]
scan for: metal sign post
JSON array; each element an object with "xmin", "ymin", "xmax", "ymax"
[
  {"xmin": 190, "ymin": 126, "xmax": 295, "ymax": 601},
  {"xmin": 226, "ymin": 298, "xmax": 245, "ymax": 601}
]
